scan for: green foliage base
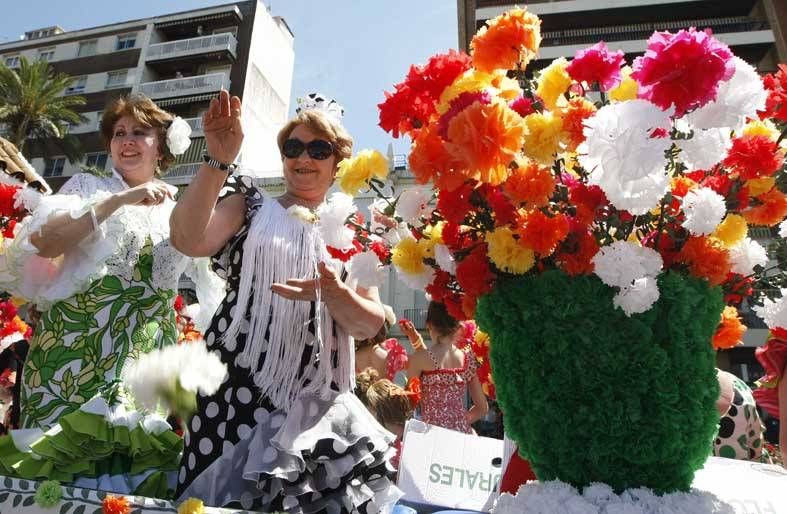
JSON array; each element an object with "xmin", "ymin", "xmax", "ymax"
[{"xmin": 475, "ymin": 270, "xmax": 723, "ymax": 494}]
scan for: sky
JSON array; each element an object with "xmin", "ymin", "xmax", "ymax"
[{"xmin": 0, "ymin": 0, "xmax": 459, "ymax": 157}]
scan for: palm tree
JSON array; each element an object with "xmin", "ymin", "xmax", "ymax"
[{"xmin": 0, "ymin": 56, "xmax": 86, "ymax": 162}]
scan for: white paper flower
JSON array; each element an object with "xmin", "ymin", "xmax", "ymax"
[
  {"xmin": 166, "ymin": 116, "xmax": 192, "ymax": 156},
  {"xmin": 317, "ymin": 192, "xmax": 357, "ymax": 250},
  {"xmin": 580, "ymin": 99, "xmax": 673, "ymax": 214},
  {"xmin": 347, "ymin": 250, "xmax": 384, "ymax": 288},
  {"xmin": 122, "ymin": 341, "xmax": 227, "ymax": 412},
  {"xmin": 681, "ymin": 187, "xmax": 726, "ymax": 236},
  {"xmin": 729, "ymin": 237, "xmax": 768, "ymax": 275},
  {"xmin": 614, "ymin": 276, "xmax": 660, "ymax": 316},
  {"xmin": 13, "ymin": 186, "xmax": 43, "ymax": 212},
  {"xmin": 685, "ymin": 57, "xmax": 768, "ymax": 132},
  {"xmin": 780, "ymin": 219, "xmax": 787, "ymax": 239},
  {"xmin": 435, "ymin": 244, "xmax": 457, "ymax": 274},
  {"xmin": 394, "ymin": 266, "xmax": 435, "ymax": 291},
  {"xmin": 396, "ymin": 189, "xmax": 432, "ymax": 224},
  {"xmin": 592, "ymin": 241, "xmax": 663, "ymax": 289},
  {"xmin": 754, "ymin": 292, "xmax": 787, "ymax": 330},
  {"xmin": 677, "ymin": 128, "xmax": 732, "ymax": 171}
]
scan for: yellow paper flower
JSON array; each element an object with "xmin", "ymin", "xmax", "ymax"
[
  {"xmin": 747, "ymin": 176, "xmax": 777, "ymax": 197},
  {"xmin": 609, "ymin": 66, "xmax": 638, "ymax": 102},
  {"xmin": 535, "ymin": 58, "xmax": 571, "ymax": 110},
  {"xmin": 437, "ymin": 69, "xmax": 498, "ymax": 114},
  {"xmin": 177, "ymin": 498, "xmax": 205, "ymax": 514},
  {"xmin": 392, "ymin": 237, "xmax": 428, "ymax": 275},
  {"xmin": 422, "ymin": 221, "xmax": 446, "ymax": 245},
  {"xmin": 523, "ymin": 112, "xmax": 564, "ymax": 164},
  {"xmin": 743, "ymin": 119, "xmax": 779, "ymax": 141},
  {"xmin": 485, "ymin": 226, "xmax": 535, "ymax": 274},
  {"xmin": 335, "ymin": 149, "xmax": 389, "ymax": 196},
  {"xmin": 712, "ymin": 214, "xmax": 748, "ymax": 248}
]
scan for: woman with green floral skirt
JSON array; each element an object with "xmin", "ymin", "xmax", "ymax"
[{"xmin": 0, "ymin": 94, "xmax": 222, "ymax": 496}]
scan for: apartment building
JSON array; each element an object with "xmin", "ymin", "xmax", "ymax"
[
  {"xmin": 459, "ymin": 0, "xmax": 786, "ymax": 74},
  {"xmin": 0, "ymin": 0, "xmax": 294, "ymax": 191}
]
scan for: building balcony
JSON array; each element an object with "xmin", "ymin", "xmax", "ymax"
[
  {"xmin": 163, "ymin": 162, "xmax": 201, "ymax": 185},
  {"xmin": 138, "ymin": 72, "xmax": 229, "ymax": 100},
  {"xmin": 67, "ymin": 112, "xmax": 101, "ymax": 135},
  {"xmin": 183, "ymin": 116, "xmax": 203, "ymax": 136},
  {"xmin": 146, "ymin": 33, "xmax": 237, "ymax": 63}
]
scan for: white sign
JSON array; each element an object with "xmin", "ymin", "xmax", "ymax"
[{"xmin": 397, "ymin": 420, "xmax": 503, "ymax": 512}]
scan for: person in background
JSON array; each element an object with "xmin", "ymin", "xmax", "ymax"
[
  {"xmin": 713, "ymin": 368, "xmax": 769, "ymax": 462},
  {"xmin": 753, "ymin": 330, "xmax": 787, "ymax": 466},
  {"xmin": 404, "ymin": 301, "xmax": 488, "ymax": 434},
  {"xmin": 355, "ymin": 305, "xmax": 408, "ymax": 382}
]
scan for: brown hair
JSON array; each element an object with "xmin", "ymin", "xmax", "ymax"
[
  {"xmin": 355, "ymin": 368, "xmax": 413, "ymax": 427},
  {"xmin": 426, "ymin": 301, "xmax": 460, "ymax": 339},
  {"xmin": 354, "ymin": 320, "xmax": 391, "ymax": 351},
  {"xmin": 276, "ymin": 110, "xmax": 353, "ymax": 163},
  {"xmin": 100, "ymin": 93, "xmax": 176, "ymax": 173}
]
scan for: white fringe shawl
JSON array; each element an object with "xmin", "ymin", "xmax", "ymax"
[{"xmin": 220, "ymin": 195, "xmax": 354, "ymax": 409}]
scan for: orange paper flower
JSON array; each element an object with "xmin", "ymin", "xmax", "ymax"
[
  {"xmin": 446, "ymin": 99, "xmax": 525, "ymax": 186},
  {"xmin": 517, "ymin": 209, "xmax": 570, "ymax": 256},
  {"xmin": 504, "ymin": 158, "xmax": 556, "ymax": 207},
  {"xmin": 103, "ymin": 495, "xmax": 131, "ymax": 514},
  {"xmin": 408, "ymin": 125, "xmax": 464, "ymax": 190},
  {"xmin": 712, "ymin": 306, "xmax": 746, "ymax": 350},
  {"xmin": 559, "ymin": 97, "xmax": 597, "ymax": 151},
  {"xmin": 555, "ymin": 229, "xmax": 599, "ymax": 276},
  {"xmin": 470, "ymin": 7, "xmax": 542, "ymax": 73},
  {"xmin": 742, "ymin": 188, "xmax": 787, "ymax": 227},
  {"xmin": 677, "ymin": 236, "xmax": 731, "ymax": 286}
]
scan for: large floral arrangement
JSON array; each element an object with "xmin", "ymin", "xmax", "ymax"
[{"xmin": 325, "ymin": 6, "xmax": 787, "ymax": 494}]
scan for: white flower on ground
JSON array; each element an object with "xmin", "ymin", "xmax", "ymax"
[
  {"xmin": 685, "ymin": 57, "xmax": 768, "ymax": 132},
  {"xmin": 681, "ymin": 187, "xmax": 727, "ymax": 236},
  {"xmin": 754, "ymin": 291, "xmax": 787, "ymax": 330},
  {"xmin": 592, "ymin": 241, "xmax": 663, "ymax": 289},
  {"xmin": 580, "ymin": 99, "xmax": 673, "ymax": 214},
  {"xmin": 614, "ymin": 276, "xmax": 660, "ymax": 316},
  {"xmin": 347, "ymin": 250, "xmax": 384, "ymax": 288},
  {"xmin": 317, "ymin": 192, "xmax": 357, "ymax": 250},
  {"xmin": 435, "ymin": 244, "xmax": 457, "ymax": 274},
  {"xmin": 122, "ymin": 341, "xmax": 227, "ymax": 412},
  {"xmin": 396, "ymin": 189, "xmax": 433, "ymax": 224},
  {"xmin": 677, "ymin": 128, "xmax": 732, "ymax": 171},
  {"xmin": 166, "ymin": 117, "xmax": 192, "ymax": 156},
  {"xmin": 729, "ymin": 237, "xmax": 768, "ymax": 275}
]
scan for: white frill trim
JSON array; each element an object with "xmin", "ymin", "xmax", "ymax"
[
  {"xmin": 493, "ymin": 481, "xmax": 734, "ymax": 514},
  {"xmin": 79, "ymin": 396, "xmax": 172, "ymax": 435},
  {"xmin": 184, "ymin": 256, "xmax": 226, "ymax": 332},
  {"xmin": 4, "ymin": 189, "xmax": 124, "ymax": 309}
]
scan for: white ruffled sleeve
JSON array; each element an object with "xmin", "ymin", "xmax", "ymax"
[
  {"xmin": 3, "ymin": 173, "xmax": 125, "ymax": 309},
  {"xmin": 183, "ymin": 256, "xmax": 226, "ymax": 332}
]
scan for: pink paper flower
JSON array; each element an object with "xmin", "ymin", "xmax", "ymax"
[
  {"xmin": 632, "ymin": 28, "xmax": 734, "ymax": 116},
  {"xmin": 566, "ymin": 42, "xmax": 625, "ymax": 92}
]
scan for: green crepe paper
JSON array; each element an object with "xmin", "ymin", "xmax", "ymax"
[
  {"xmin": 34, "ymin": 480, "xmax": 63, "ymax": 508},
  {"xmin": 475, "ymin": 270, "xmax": 723, "ymax": 494}
]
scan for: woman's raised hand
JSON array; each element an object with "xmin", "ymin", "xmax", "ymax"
[
  {"xmin": 204, "ymin": 89, "xmax": 243, "ymax": 165},
  {"xmin": 117, "ymin": 181, "xmax": 173, "ymax": 206}
]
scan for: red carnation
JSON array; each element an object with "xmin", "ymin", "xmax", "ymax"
[
  {"xmin": 566, "ymin": 42, "xmax": 625, "ymax": 92},
  {"xmin": 759, "ymin": 64, "xmax": 787, "ymax": 122},
  {"xmin": 456, "ymin": 245, "xmax": 495, "ymax": 297},
  {"xmin": 437, "ymin": 182, "xmax": 475, "ymax": 225},
  {"xmin": 509, "ymin": 96, "xmax": 535, "ymax": 117},
  {"xmin": 369, "ymin": 240, "xmax": 390, "ymax": 263},
  {"xmin": 479, "ymin": 184, "xmax": 517, "ymax": 226},
  {"xmin": 326, "ymin": 240, "xmax": 364, "ymax": 262},
  {"xmin": 723, "ymin": 135, "xmax": 784, "ymax": 181}
]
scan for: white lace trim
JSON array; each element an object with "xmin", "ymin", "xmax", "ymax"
[{"xmin": 3, "ymin": 170, "xmax": 224, "ymax": 312}]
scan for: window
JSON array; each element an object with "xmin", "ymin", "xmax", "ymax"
[
  {"xmin": 37, "ymin": 47, "xmax": 55, "ymax": 62},
  {"xmin": 85, "ymin": 152, "xmax": 108, "ymax": 170},
  {"xmin": 3, "ymin": 55, "xmax": 19, "ymax": 68},
  {"xmin": 116, "ymin": 33, "xmax": 136, "ymax": 50},
  {"xmin": 43, "ymin": 157, "xmax": 66, "ymax": 177},
  {"xmin": 65, "ymin": 76, "xmax": 87, "ymax": 95},
  {"xmin": 105, "ymin": 70, "xmax": 127, "ymax": 89},
  {"xmin": 77, "ymin": 40, "xmax": 97, "ymax": 57}
]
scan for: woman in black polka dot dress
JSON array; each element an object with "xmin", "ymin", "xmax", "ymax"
[{"xmin": 170, "ymin": 91, "xmax": 400, "ymax": 513}]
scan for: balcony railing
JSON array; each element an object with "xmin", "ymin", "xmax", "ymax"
[
  {"xmin": 146, "ymin": 33, "xmax": 238, "ymax": 61},
  {"xmin": 183, "ymin": 116, "xmax": 203, "ymax": 136},
  {"xmin": 163, "ymin": 162, "xmax": 201, "ymax": 184},
  {"xmin": 542, "ymin": 17, "xmax": 769, "ymax": 48},
  {"xmin": 138, "ymin": 72, "xmax": 229, "ymax": 100},
  {"xmin": 402, "ymin": 308, "xmax": 428, "ymax": 330}
]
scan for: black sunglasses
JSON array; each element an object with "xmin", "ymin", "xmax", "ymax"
[{"xmin": 282, "ymin": 138, "xmax": 334, "ymax": 160}]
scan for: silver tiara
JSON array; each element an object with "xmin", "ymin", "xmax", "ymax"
[{"xmin": 296, "ymin": 93, "xmax": 344, "ymax": 124}]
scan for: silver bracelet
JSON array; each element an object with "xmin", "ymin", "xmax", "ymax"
[{"xmin": 89, "ymin": 206, "xmax": 100, "ymax": 233}]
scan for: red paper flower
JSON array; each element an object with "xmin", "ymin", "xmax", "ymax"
[
  {"xmin": 102, "ymin": 495, "xmax": 131, "ymax": 514},
  {"xmin": 509, "ymin": 96, "xmax": 535, "ymax": 117},
  {"xmin": 566, "ymin": 42, "xmax": 625, "ymax": 92},
  {"xmin": 326, "ymin": 240, "xmax": 364, "ymax": 262},
  {"xmin": 723, "ymin": 135, "xmax": 784, "ymax": 180},
  {"xmin": 437, "ymin": 182, "xmax": 476, "ymax": 225},
  {"xmin": 632, "ymin": 28, "xmax": 734, "ymax": 116},
  {"xmin": 456, "ymin": 245, "xmax": 495, "ymax": 297},
  {"xmin": 759, "ymin": 64, "xmax": 787, "ymax": 122}
]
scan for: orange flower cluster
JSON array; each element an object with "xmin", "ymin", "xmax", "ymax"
[
  {"xmin": 712, "ymin": 306, "xmax": 746, "ymax": 350},
  {"xmin": 517, "ymin": 210, "xmax": 570, "ymax": 256},
  {"xmin": 559, "ymin": 97, "xmax": 597, "ymax": 151},
  {"xmin": 504, "ymin": 159, "xmax": 555, "ymax": 207},
  {"xmin": 470, "ymin": 8, "xmax": 542, "ymax": 73},
  {"xmin": 677, "ymin": 236, "xmax": 731, "ymax": 286},
  {"xmin": 743, "ymin": 187, "xmax": 787, "ymax": 226},
  {"xmin": 103, "ymin": 495, "xmax": 131, "ymax": 514}
]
